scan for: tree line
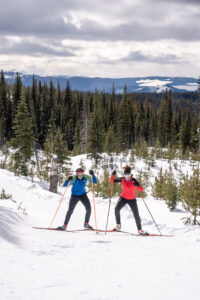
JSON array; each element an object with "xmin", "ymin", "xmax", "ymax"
[{"xmin": 0, "ymin": 71, "xmax": 200, "ymax": 169}]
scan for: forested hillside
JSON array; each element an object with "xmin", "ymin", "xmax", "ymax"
[{"xmin": 0, "ymin": 71, "xmax": 199, "ymax": 177}]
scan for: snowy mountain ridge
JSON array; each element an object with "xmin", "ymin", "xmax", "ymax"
[{"xmin": 3, "ymin": 71, "xmax": 198, "ymax": 93}]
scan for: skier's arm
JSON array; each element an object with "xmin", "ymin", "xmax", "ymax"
[
  {"xmin": 84, "ymin": 173, "xmax": 97, "ymax": 184},
  {"xmin": 110, "ymin": 175, "xmax": 124, "ymax": 183},
  {"xmin": 63, "ymin": 176, "xmax": 73, "ymax": 187},
  {"xmin": 132, "ymin": 178, "xmax": 144, "ymax": 192}
]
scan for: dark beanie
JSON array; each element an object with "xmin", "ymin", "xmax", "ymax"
[
  {"xmin": 76, "ymin": 167, "xmax": 84, "ymax": 172},
  {"xmin": 123, "ymin": 165, "xmax": 132, "ymax": 175}
]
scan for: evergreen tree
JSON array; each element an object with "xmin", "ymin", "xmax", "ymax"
[
  {"xmin": 157, "ymin": 96, "xmax": 166, "ymax": 147},
  {"xmin": 105, "ymin": 125, "xmax": 117, "ymax": 154},
  {"xmin": 152, "ymin": 167, "xmax": 165, "ymax": 200},
  {"xmin": 55, "ymin": 82, "xmax": 62, "ymax": 128},
  {"xmin": 142, "ymin": 98, "xmax": 150, "ymax": 143},
  {"xmin": 54, "ymin": 127, "xmax": 69, "ymax": 165},
  {"xmin": 171, "ymin": 114, "xmax": 177, "ymax": 147},
  {"xmin": 163, "ymin": 166, "xmax": 179, "ymax": 211},
  {"xmin": 149, "ymin": 108, "xmax": 157, "ymax": 146},
  {"xmin": 164, "ymin": 90, "xmax": 173, "ymax": 144},
  {"xmin": 198, "ymin": 77, "xmax": 200, "ymax": 154},
  {"xmin": 29, "ymin": 76, "xmax": 40, "ymax": 142},
  {"xmin": 73, "ymin": 119, "xmax": 82, "ymax": 155},
  {"xmin": 80, "ymin": 94, "xmax": 90, "ymax": 152},
  {"xmin": 190, "ymin": 115, "xmax": 199, "ymax": 153},
  {"xmin": 64, "ymin": 81, "xmax": 72, "ymax": 123},
  {"xmin": 98, "ymin": 167, "xmax": 111, "ymax": 198},
  {"xmin": 13, "ymin": 72, "xmax": 23, "ymax": 116},
  {"xmin": 0, "ymin": 70, "xmax": 6, "ymax": 146},
  {"xmin": 118, "ymin": 86, "xmax": 132, "ymax": 150},
  {"xmin": 48, "ymin": 80, "xmax": 55, "ymax": 113},
  {"xmin": 43, "ymin": 110, "xmax": 57, "ymax": 158},
  {"xmin": 65, "ymin": 118, "xmax": 74, "ymax": 151},
  {"xmin": 87, "ymin": 90, "xmax": 105, "ymax": 166},
  {"xmin": 179, "ymin": 167, "xmax": 200, "ymax": 225},
  {"xmin": 108, "ymin": 83, "xmax": 116, "ymax": 126},
  {"xmin": 179, "ymin": 109, "xmax": 191, "ymax": 154},
  {"xmin": 38, "ymin": 82, "xmax": 48, "ymax": 146},
  {"xmin": 135, "ymin": 169, "xmax": 149, "ymax": 197},
  {"xmin": 11, "ymin": 90, "xmax": 34, "ymax": 175}
]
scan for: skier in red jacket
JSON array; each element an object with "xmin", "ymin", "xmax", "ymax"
[{"xmin": 110, "ymin": 165, "xmax": 148, "ymax": 235}]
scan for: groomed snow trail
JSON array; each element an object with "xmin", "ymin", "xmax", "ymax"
[{"xmin": 1, "ymin": 169, "xmax": 200, "ymax": 300}]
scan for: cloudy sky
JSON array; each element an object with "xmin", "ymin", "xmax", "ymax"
[{"xmin": 0, "ymin": 0, "xmax": 200, "ymax": 77}]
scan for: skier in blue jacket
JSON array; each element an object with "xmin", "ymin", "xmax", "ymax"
[{"xmin": 58, "ymin": 167, "xmax": 97, "ymax": 230}]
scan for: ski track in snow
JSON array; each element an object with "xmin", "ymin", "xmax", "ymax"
[{"xmin": 0, "ymin": 163, "xmax": 200, "ymax": 300}]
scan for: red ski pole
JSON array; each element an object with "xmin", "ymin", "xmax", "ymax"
[{"xmin": 49, "ymin": 185, "xmax": 70, "ymax": 229}]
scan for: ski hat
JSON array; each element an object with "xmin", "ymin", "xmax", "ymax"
[
  {"xmin": 76, "ymin": 167, "xmax": 84, "ymax": 173},
  {"xmin": 123, "ymin": 165, "xmax": 132, "ymax": 175}
]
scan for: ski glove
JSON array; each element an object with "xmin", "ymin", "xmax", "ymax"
[
  {"xmin": 112, "ymin": 170, "xmax": 116, "ymax": 176},
  {"xmin": 89, "ymin": 170, "xmax": 94, "ymax": 176},
  {"xmin": 68, "ymin": 176, "xmax": 73, "ymax": 181}
]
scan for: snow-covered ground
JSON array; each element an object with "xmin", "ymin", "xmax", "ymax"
[{"xmin": 1, "ymin": 155, "xmax": 200, "ymax": 300}]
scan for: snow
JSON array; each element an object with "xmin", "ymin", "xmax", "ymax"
[
  {"xmin": 136, "ymin": 79, "xmax": 172, "ymax": 93},
  {"xmin": 173, "ymin": 84, "xmax": 198, "ymax": 91},
  {"xmin": 1, "ymin": 155, "xmax": 200, "ymax": 300},
  {"xmin": 136, "ymin": 79, "xmax": 173, "ymax": 87},
  {"xmin": 136, "ymin": 78, "xmax": 198, "ymax": 92}
]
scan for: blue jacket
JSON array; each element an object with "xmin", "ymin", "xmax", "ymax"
[{"xmin": 63, "ymin": 174, "xmax": 97, "ymax": 196}]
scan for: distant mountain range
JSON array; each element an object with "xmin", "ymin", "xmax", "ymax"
[{"xmin": 3, "ymin": 71, "xmax": 198, "ymax": 93}]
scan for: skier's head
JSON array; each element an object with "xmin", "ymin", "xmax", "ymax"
[
  {"xmin": 76, "ymin": 167, "xmax": 84, "ymax": 178},
  {"xmin": 123, "ymin": 165, "xmax": 132, "ymax": 179}
]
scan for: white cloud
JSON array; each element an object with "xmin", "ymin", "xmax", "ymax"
[{"xmin": 0, "ymin": 0, "xmax": 200, "ymax": 77}]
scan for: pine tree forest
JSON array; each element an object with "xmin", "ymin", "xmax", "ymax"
[{"xmin": 0, "ymin": 71, "xmax": 199, "ymax": 158}]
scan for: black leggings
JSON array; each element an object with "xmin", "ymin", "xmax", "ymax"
[
  {"xmin": 64, "ymin": 193, "xmax": 91, "ymax": 225},
  {"xmin": 115, "ymin": 197, "xmax": 142, "ymax": 230}
]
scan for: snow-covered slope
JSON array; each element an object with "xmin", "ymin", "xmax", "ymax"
[{"xmin": 0, "ymin": 156, "xmax": 200, "ymax": 300}]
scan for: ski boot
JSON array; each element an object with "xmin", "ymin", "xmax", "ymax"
[
  {"xmin": 138, "ymin": 229, "xmax": 149, "ymax": 236},
  {"xmin": 84, "ymin": 223, "xmax": 93, "ymax": 230},
  {"xmin": 113, "ymin": 224, "xmax": 121, "ymax": 231},
  {"xmin": 57, "ymin": 225, "xmax": 67, "ymax": 231}
]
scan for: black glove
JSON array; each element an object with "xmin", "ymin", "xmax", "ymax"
[
  {"xmin": 89, "ymin": 170, "xmax": 94, "ymax": 176},
  {"xmin": 68, "ymin": 176, "xmax": 73, "ymax": 181},
  {"xmin": 112, "ymin": 170, "xmax": 116, "ymax": 176}
]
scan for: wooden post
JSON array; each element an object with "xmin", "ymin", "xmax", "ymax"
[{"xmin": 49, "ymin": 157, "xmax": 58, "ymax": 193}]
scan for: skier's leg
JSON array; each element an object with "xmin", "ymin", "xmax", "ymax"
[
  {"xmin": 128, "ymin": 200, "xmax": 142, "ymax": 230},
  {"xmin": 115, "ymin": 197, "xmax": 126, "ymax": 225},
  {"xmin": 64, "ymin": 195, "xmax": 79, "ymax": 225},
  {"xmin": 80, "ymin": 193, "xmax": 91, "ymax": 224}
]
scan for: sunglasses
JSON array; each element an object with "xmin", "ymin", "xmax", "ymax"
[
  {"xmin": 77, "ymin": 172, "xmax": 84, "ymax": 176},
  {"xmin": 124, "ymin": 174, "xmax": 131, "ymax": 177}
]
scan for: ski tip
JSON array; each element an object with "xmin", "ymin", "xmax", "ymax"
[{"xmin": 32, "ymin": 226, "xmax": 54, "ymax": 230}]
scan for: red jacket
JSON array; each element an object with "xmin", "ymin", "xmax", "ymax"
[{"xmin": 110, "ymin": 175, "xmax": 143, "ymax": 200}]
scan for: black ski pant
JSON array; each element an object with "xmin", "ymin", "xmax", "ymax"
[
  {"xmin": 115, "ymin": 196, "xmax": 142, "ymax": 230},
  {"xmin": 64, "ymin": 193, "xmax": 91, "ymax": 226}
]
